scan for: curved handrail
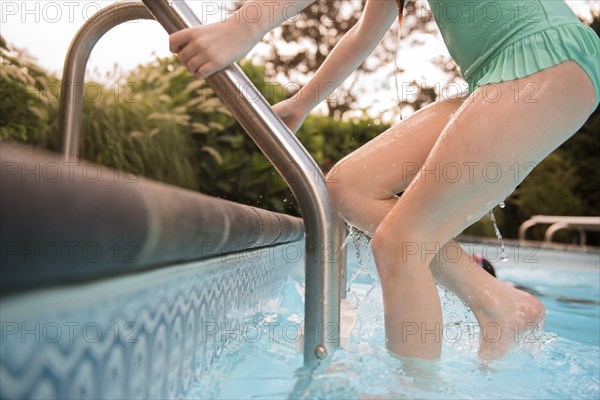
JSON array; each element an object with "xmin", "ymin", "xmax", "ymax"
[
  {"xmin": 59, "ymin": 0, "xmax": 346, "ymax": 364},
  {"xmin": 519, "ymin": 215, "xmax": 600, "ymax": 244},
  {"xmin": 59, "ymin": 2, "xmax": 155, "ymax": 160},
  {"xmin": 518, "ymin": 219, "xmax": 539, "ymax": 242}
]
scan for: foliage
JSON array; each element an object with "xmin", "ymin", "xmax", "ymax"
[
  {"xmin": 253, "ymin": 0, "xmax": 438, "ymax": 118},
  {"xmin": 0, "ymin": 37, "xmax": 387, "ymax": 215},
  {"xmin": 1, "ymin": 22, "xmax": 598, "ymax": 243},
  {"xmin": 0, "ymin": 36, "xmax": 58, "ymax": 149},
  {"xmin": 192, "ymin": 66, "xmax": 389, "ymax": 214},
  {"xmin": 76, "ymin": 59, "xmax": 203, "ymax": 189}
]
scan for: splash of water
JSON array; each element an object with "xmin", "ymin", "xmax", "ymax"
[
  {"xmin": 345, "ymin": 226, "xmax": 379, "ymax": 307},
  {"xmin": 488, "ymin": 210, "xmax": 508, "ymax": 262}
]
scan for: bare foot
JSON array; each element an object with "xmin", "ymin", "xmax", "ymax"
[{"xmin": 477, "ymin": 289, "xmax": 545, "ymax": 360}]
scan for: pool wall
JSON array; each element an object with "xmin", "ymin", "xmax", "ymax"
[
  {"xmin": 0, "ymin": 143, "xmax": 306, "ymax": 398},
  {"xmin": 0, "ymin": 242, "xmax": 303, "ymax": 399},
  {"xmin": 0, "ymin": 143, "xmax": 303, "ymax": 293}
]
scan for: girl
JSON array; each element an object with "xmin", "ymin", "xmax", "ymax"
[{"xmin": 170, "ymin": 0, "xmax": 600, "ymax": 360}]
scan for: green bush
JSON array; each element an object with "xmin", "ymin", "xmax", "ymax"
[
  {"xmin": 0, "ymin": 38, "xmax": 389, "ymax": 216},
  {"xmin": 0, "ymin": 36, "xmax": 59, "ymax": 149},
  {"xmin": 2, "ymin": 34, "xmax": 597, "ymax": 243}
]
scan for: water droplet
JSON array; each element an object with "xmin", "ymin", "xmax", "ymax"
[
  {"xmin": 499, "ymin": 202, "xmax": 506, "ymax": 208},
  {"xmin": 488, "ymin": 210, "xmax": 507, "ymax": 263},
  {"xmin": 283, "ymin": 199, "xmax": 287, "ymax": 203}
]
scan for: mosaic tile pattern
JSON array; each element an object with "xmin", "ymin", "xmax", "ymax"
[{"xmin": 0, "ymin": 241, "xmax": 303, "ymax": 399}]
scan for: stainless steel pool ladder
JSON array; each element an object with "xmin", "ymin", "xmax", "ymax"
[
  {"xmin": 519, "ymin": 215, "xmax": 600, "ymax": 245},
  {"xmin": 59, "ymin": 0, "xmax": 346, "ymax": 364}
]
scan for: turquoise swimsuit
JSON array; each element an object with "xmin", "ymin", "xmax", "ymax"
[{"xmin": 428, "ymin": 0, "xmax": 600, "ymax": 109}]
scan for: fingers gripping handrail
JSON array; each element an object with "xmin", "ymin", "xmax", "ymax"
[{"xmin": 59, "ymin": 0, "xmax": 346, "ymax": 364}]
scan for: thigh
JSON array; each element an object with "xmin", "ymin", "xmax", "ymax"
[
  {"xmin": 377, "ymin": 60, "xmax": 596, "ymax": 246},
  {"xmin": 328, "ymin": 94, "xmax": 467, "ymax": 199}
]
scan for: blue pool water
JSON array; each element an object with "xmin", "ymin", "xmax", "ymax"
[{"xmin": 190, "ymin": 238, "xmax": 600, "ymax": 399}]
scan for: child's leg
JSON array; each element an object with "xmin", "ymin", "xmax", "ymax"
[
  {"xmin": 326, "ymin": 94, "xmax": 467, "ymax": 236},
  {"xmin": 326, "ymin": 93, "xmax": 543, "ymax": 358},
  {"xmin": 428, "ymin": 248, "xmax": 544, "ymax": 359},
  {"xmin": 372, "ymin": 60, "xmax": 596, "ymax": 359}
]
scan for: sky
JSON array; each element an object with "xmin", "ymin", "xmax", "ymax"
[{"xmin": 1, "ymin": 0, "xmax": 598, "ymax": 120}]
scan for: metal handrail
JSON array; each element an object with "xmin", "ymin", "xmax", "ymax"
[
  {"xmin": 544, "ymin": 223, "xmax": 584, "ymax": 244},
  {"xmin": 59, "ymin": 2, "xmax": 155, "ymax": 160},
  {"xmin": 519, "ymin": 215, "xmax": 600, "ymax": 245},
  {"xmin": 59, "ymin": 0, "xmax": 346, "ymax": 364}
]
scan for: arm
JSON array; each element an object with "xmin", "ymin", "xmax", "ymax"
[
  {"xmin": 276, "ymin": 0, "xmax": 400, "ymax": 132},
  {"xmin": 170, "ymin": 0, "xmax": 314, "ymax": 78}
]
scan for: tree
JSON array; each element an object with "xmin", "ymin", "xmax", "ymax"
[{"xmin": 247, "ymin": 0, "xmax": 440, "ymax": 119}]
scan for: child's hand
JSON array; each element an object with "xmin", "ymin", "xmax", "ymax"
[
  {"xmin": 169, "ymin": 18, "xmax": 259, "ymax": 79},
  {"xmin": 272, "ymin": 99, "xmax": 309, "ymax": 134}
]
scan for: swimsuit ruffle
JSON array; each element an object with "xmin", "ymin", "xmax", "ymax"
[{"xmin": 466, "ymin": 23, "xmax": 600, "ymax": 98}]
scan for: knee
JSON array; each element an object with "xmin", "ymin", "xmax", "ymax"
[
  {"xmin": 371, "ymin": 222, "xmax": 389, "ymax": 250},
  {"xmin": 371, "ymin": 223, "xmax": 408, "ymax": 274},
  {"xmin": 372, "ymin": 222, "xmax": 432, "ymax": 274}
]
